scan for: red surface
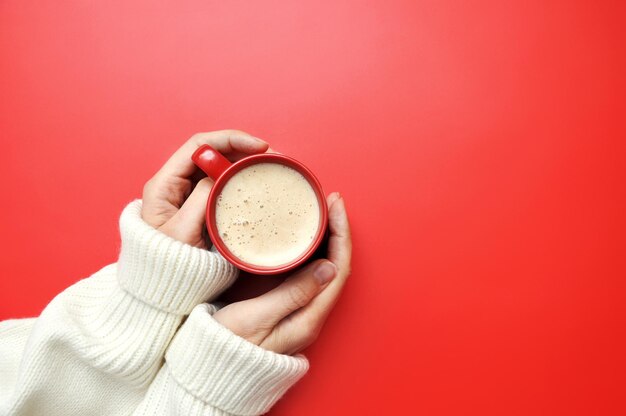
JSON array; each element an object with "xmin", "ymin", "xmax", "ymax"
[{"xmin": 1, "ymin": 1, "xmax": 624, "ymax": 414}]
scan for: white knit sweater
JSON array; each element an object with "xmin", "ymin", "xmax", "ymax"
[{"xmin": 0, "ymin": 199, "xmax": 309, "ymax": 416}]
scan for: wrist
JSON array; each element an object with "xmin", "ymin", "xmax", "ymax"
[
  {"xmin": 165, "ymin": 304, "xmax": 309, "ymax": 415},
  {"xmin": 117, "ymin": 199, "xmax": 239, "ymax": 315}
]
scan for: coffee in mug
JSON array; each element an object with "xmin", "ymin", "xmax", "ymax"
[
  {"xmin": 215, "ymin": 163, "xmax": 320, "ymax": 267},
  {"xmin": 191, "ymin": 144, "xmax": 328, "ymax": 275}
]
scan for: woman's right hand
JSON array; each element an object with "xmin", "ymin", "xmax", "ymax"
[{"xmin": 213, "ymin": 192, "xmax": 352, "ymax": 355}]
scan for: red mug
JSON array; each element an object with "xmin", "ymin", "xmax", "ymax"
[{"xmin": 191, "ymin": 144, "xmax": 328, "ymax": 275}]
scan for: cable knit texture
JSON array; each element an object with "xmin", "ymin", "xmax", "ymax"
[{"xmin": 0, "ymin": 199, "xmax": 309, "ymax": 416}]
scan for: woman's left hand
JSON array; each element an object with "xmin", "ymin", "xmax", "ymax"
[{"xmin": 141, "ymin": 130, "xmax": 269, "ymax": 248}]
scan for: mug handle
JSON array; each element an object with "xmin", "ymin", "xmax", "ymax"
[{"xmin": 191, "ymin": 145, "xmax": 232, "ymax": 180}]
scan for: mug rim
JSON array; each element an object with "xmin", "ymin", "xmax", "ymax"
[{"xmin": 205, "ymin": 153, "xmax": 328, "ymax": 275}]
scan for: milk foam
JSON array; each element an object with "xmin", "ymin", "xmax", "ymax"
[{"xmin": 215, "ymin": 162, "xmax": 320, "ymax": 267}]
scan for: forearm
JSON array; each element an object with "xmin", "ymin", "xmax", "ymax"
[
  {"xmin": 0, "ymin": 199, "xmax": 238, "ymax": 416},
  {"xmin": 133, "ymin": 304, "xmax": 309, "ymax": 416}
]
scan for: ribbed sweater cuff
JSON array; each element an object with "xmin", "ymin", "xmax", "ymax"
[
  {"xmin": 165, "ymin": 304, "xmax": 310, "ymax": 415},
  {"xmin": 117, "ymin": 199, "xmax": 239, "ymax": 315}
]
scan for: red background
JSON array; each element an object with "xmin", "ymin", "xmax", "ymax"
[{"xmin": 1, "ymin": 1, "xmax": 624, "ymax": 414}]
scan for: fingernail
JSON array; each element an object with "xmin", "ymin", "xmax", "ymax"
[
  {"xmin": 314, "ymin": 261, "xmax": 337, "ymax": 285},
  {"xmin": 328, "ymin": 192, "xmax": 340, "ymax": 205}
]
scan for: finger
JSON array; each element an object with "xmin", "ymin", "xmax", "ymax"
[
  {"xmin": 283, "ymin": 194, "xmax": 352, "ymax": 327},
  {"xmin": 247, "ymin": 259, "xmax": 337, "ymax": 327},
  {"xmin": 155, "ymin": 130, "xmax": 269, "ymax": 181},
  {"xmin": 326, "ymin": 194, "xmax": 352, "ymax": 274},
  {"xmin": 157, "ymin": 177, "xmax": 213, "ymax": 247}
]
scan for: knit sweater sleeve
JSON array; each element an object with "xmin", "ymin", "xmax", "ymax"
[
  {"xmin": 0, "ymin": 199, "xmax": 242, "ymax": 415},
  {"xmin": 132, "ymin": 304, "xmax": 309, "ymax": 416}
]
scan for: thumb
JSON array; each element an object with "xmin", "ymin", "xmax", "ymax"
[
  {"xmin": 158, "ymin": 177, "xmax": 214, "ymax": 247},
  {"xmin": 247, "ymin": 260, "xmax": 337, "ymax": 327}
]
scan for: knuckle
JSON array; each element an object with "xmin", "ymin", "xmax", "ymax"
[
  {"xmin": 222, "ymin": 128, "xmax": 245, "ymax": 136},
  {"xmin": 270, "ymin": 327, "xmax": 293, "ymax": 352},
  {"xmin": 142, "ymin": 177, "xmax": 156, "ymax": 195},
  {"xmin": 189, "ymin": 132, "xmax": 205, "ymax": 145},
  {"xmin": 221, "ymin": 129, "xmax": 253, "ymax": 140},
  {"xmin": 286, "ymin": 284, "xmax": 311, "ymax": 310},
  {"xmin": 195, "ymin": 177, "xmax": 213, "ymax": 189}
]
